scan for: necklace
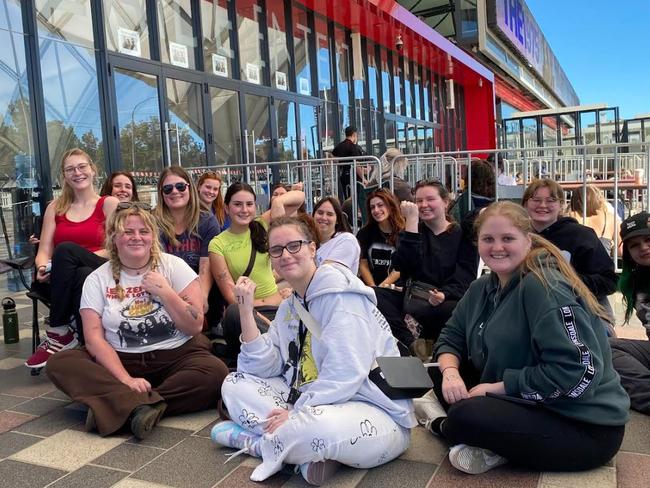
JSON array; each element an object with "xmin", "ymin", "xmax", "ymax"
[{"xmin": 119, "ymin": 257, "xmax": 152, "ymax": 274}]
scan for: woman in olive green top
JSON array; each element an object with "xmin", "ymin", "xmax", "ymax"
[{"xmin": 209, "ymin": 182, "xmax": 304, "ymax": 360}]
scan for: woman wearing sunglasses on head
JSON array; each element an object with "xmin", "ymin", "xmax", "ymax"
[
  {"xmin": 209, "ymin": 182, "xmax": 305, "ymax": 362},
  {"xmin": 100, "ymin": 171, "xmax": 139, "ymax": 203},
  {"xmin": 46, "ymin": 203, "xmax": 228, "ymax": 440},
  {"xmin": 153, "ymin": 167, "xmax": 222, "ymax": 324},
  {"xmin": 26, "ymin": 148, "xmax": 119, "ymax": 369},
  {"xmin": 211, "ymin": 215, "xmax": 415, "ymax": 485}
]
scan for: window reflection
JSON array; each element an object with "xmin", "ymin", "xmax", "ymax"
[
  {"xmin": 158, "ymin": 0, "xmax": 196, "ymax": 70},
  {"xmin": 166, "ymin": 79, "xmax": 206, "ymax": 167},
  {"xmin": 276, "ymin": 100, "xmax": 297, "ymax": 160},
  {"xmin": 320, "ymin": 101, "xmax": 336, "ymax": 154},
  {"xmin": 244, "ymin": 94, "xmax": 271, "ymax": 162},
  {"xmin": 380, "ymin": 47, "xmax": 391, "ymax": 113},
  {"xmin": 114, "ymin": 69, "xmax": 162, "ymax": 173},
  {"xmin": 266, "ymin": 0, "xmax": 290, "ymax": 90},
  {"xmin": 292, "ymin": 5, "xmax": 312, "ymax": 95},
  {"xmin": 35, "ymin": 0, "xmax": 94, "ymax": 47},
  {"xmin": 335, "ymin": 27, "xmax": 350, "ymax": 108},
  {"xmin": 210, "ymin": 87, "xmax": 241, "ymax": 164},
  {"xmin": 367, "ymin": 41, "xmax": 379, "ymax": 111},
  {"xmin": 393, "ymin": 52, "xmax": 403, "ymax": 115},
  {"xmin": 202, "ymin": 0, "xmax": 234, "ymax": 78},
  {"xmin": 237, "ymin": 0, "xmax": 266, "ymax": 85},
  {"xmin": 404, "ymin": 60, "xmax": 412, "ymax": 118},
  {"xmin": 0, "ymin": 0, "xmax": 22, "ymax": 32},
  {"xmin": 104, "ymin": 0, "xmax": 151, "ymax": 59},
  {"xmin": 315, "ymin": 16, "xmax": 332, "ymax": 100},
  {"xmin": 300, "ymin": 104, "xmax": 320, "ymax": 159}
]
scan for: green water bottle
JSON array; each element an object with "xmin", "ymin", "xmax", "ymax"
[{"xmin": 2, "ymin": 297, "xmax": 19, "ymax": 344}]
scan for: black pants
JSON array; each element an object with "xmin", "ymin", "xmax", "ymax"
[
  {"xmin": 374, "ymin": 287, "xmax": 457, "ymax": 346},
  {"xmin": 50, "ymin": 242, "xmax": 107, "ymax": 342},
  {"xmin": 205, "ymin": 284, "xmax": 226, "ymax": 330},
  {"xmin": 429, "ymin": 363, "xmax": 624, "ymax": 471},
  {"xmin": 610, "ymin": 338, "xmax": 650, "ymax": 414},
  {"xmin": 221, "ymin": 303, "xmax": 278, "ymax": 360}
]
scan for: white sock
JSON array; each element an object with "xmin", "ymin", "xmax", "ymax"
[{"xmin": 47, "ymin": 326, "xmax": 69, "ymax": 336}]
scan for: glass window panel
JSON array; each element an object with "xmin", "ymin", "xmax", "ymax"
[
  {"xmin": 202, "ymin": 0, "xmax": 234, "ymax": 78},
  {"xmin": 320, "ymin": 101, "xmax": 336, "ymax": 154},
  {"xmin": 0, "ymin": 0, "xmax": 22, "ymax": 32},
  {"xmin": 276, "ymin": 100, "xmax": 297, "ymax": 160},
  {"xmin": 39, "ymin": 38, "xmax": 104, "ymax": 183},
  {"xmin": 393, "ymin": 52, "xmax": 403, "ymax": 115},
  {"xmin": 542, "ymin": 117, "xmax": 557, "ymax": 147},
  {"xmin": 114, "ymin": 69, "xmax": 163, "ymax": 173},
  {"xmin": 35, "ymin": 0, "xmax": 94, "ymax": 47},
  {"xmin": 237, "ymin": 0, "xmax": 266, "ymax": 84},
  {"xmin": 406, "ymin": 124, "xmax": 417, "ymax": 153},
  {"xmin": 370, "ymin": 110, "xmax": 381, "ymax": 156},
  {"xmin": 158, "ymin": 0, "xmax": 196, "ymax": 70},
  {"xmin": 210, "ymin": 87, "xmax": 241, "ymax": 164},
  {"xmin": 598, "ymin": 109, "xmax": 617, "ymax": 145},
  {"xmin": 404, "ymin": 60, "xmax": 412, "ymax": 118},
  {"xmin": 292, "ymin": 5, "xmax": 312, "ymax": 96},
  {"xmin": 104, "ymin": 0, "xmax": 151, "ymax": 59},
  {"xmin": 339, "ymin": 105, "xmax": 350, "ymax": 135},
  {"xmin": 367, "ymin": 40, "xmax": 379, "ymax": 111},
  {"xmin": 299, "ymin": 104, "xmax": 320, "ymax": 159},
  {"xmin": 335, "ymin": 27, "xmax": 350, "ymax": 107},
  {"xmin": 385, "ymin": 119, "xmax": 395, "ymax": 149},
  {"xmin": 244, "ymin": 94, "xmax": 271, "ymax": 162},
  {"xmin": 266, "ymin": 0, "xmax": 290, "ymax": 90},
  {"xmin": 422, "ymin": 70, "xmax": 431, "ymax": 121},
  {"xmin": 165, "ymin": 79, "xmax": 206, "ymax": 167},
  {"xmin": 505, "ymin": 120, "xmax": 520, "ymax": 150},
  {"xmin": 315, "ymin": 15, "xmax": 332, "ymax": 100},
  {"xmin": 580, "ymin": 111, "xmax": 597, "ymax": 146},
  {"xmin": 413, "ymin": 66, "xmax": 422, "ymax": 120},
  {"xmin": 424, "ymin": 127, "xmax": 433, "ymax": 153},
  {"xmin": 380, "ymin": 47, "xmax": 391, "ymax": 113},
  {"xmin": 644, "ymin": 120, "xmax": 650, "ymax": 143},
  {"xmin": 396, "ymin": 121, "xmax": 406, "ymax": 153}
]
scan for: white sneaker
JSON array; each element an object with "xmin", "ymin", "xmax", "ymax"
[
  {"xmin": 448, "ymin": 444, "xmax": 508, "ymax": 474},
  {"xmin": 413, "ymin": 389, "xmax": 446, "ymax": 433}
]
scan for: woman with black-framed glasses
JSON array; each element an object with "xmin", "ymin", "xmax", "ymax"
[
  {"xmin": 153, "ymin": 166, "xmax": 222, "ymax": 327},
  {"xmin": 26, "ymin": 148, "xmax": 119, "ymax": 369}
]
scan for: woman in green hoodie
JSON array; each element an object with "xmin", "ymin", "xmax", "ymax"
[{"xmin": 421, "ymin": 201, "xmax": 629, "ymax": 475}]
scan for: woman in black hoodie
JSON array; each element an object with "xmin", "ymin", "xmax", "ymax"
[{"xmin": 522, "ymin": 179, "xmax": 617, "ymax": 314}]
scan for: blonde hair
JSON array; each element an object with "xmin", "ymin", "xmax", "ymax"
[
  {"xmin": 154, "ymin": 166, "xmax": 202, "ymax": 248},
  {"xmin": 105, "ymin": 206, "xmax": 163, "ymax": 301},
  {"xmin": 55, "ymin": 148, "xmax": 98, "ymax": 215},
  {"xmin": 474, "ymin": 201, "xmax": 609, "ymax": 322}
]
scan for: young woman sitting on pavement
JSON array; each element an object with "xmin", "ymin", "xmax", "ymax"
[
  {"xmin": 522, "ymin": 178, "xmax": 617, "ymax": 320},
  {"xmin": 313, "ymin": 196, "xmax": 360, "ymax": 274},
  {"xmin": 357, "ymin": 188, "xmax": 404, "ymax": 288},
  {"xmin": 610, "ymin": 211, "xmax": 650, "ymax": 415},
  {"xmin": 209, "ymin": 182, "xmax": 305, "ymax": 361},
  {"xmin": 46, "ymin": 203, "xmax": 228, "ymax": 439},
  {"xmin": 418, "ymin": 201, "xmax": 628, "ymax": 474},
  {"xmin": 374, "ymin": 180, "xmax": 477, "ymax": 350},
  {"xmin": 211, "ymin": 215, "xmax": 415, "ymax": 485},
  {"xmin": 100, "ymin": 171, "xmax": 139, "ymax": 203},
  {"xmin": 27, "ymin": 148, "xmax": 119, "ymax": 368}
]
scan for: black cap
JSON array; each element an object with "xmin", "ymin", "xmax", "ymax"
[{"xmin": 621, "ymin": 212, "xmax": 650, "ymax": 242}]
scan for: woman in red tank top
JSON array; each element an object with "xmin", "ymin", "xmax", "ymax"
[{"xmin": 27, "ymin": 149, "xmax": 118, "ymax": 369}]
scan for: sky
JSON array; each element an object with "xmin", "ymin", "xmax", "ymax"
[{"xmin": 526, "ymin": 0, "xmax": 650, "ymax": 120}]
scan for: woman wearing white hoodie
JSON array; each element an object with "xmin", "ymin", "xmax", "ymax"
[{"xmin": 211, "ymin": 215, "xmax": 415, "ymax": 485}]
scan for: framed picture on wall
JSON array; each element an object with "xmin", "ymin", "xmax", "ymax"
[
  {"xmin": 299, "ymin": 77, "xmax": 310, "ymax": 95},
  {"xmin": 169, "ymin": 42, "xmax": 189, "ymax": 68},
  {"xmin": 275, "ymin": 72, "xmax": 287, "ymax": 90},
  {"xmin": 117, "ymin": 28, "xmax": 141, "ymax": 57},
  {"xmin": 246, "ymin": 63, "xmax": 260, "ymax": 84},
  {"xmin": 212, "ymin": 54, "xmax": 228, "ymax": 77}
]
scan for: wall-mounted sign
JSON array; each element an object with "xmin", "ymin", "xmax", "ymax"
[
  {"xmin": 212, "ymin": 54, "xmax": 228, "ymax": 77},
  {"xmin": 275, "ymin": 71, "xmax": 287, "ymax": 90},
  {"xmin": 169, "ymin": 42, "xmax": 189, "ymax": 68},
  {"xmin": 487, "ymin": 0, "xmax": 579, "ymax": 107},
  {"xmin": 246, "ymin": 63, "xmax": 260, "ymax": 84},
  {"xmin": 117, "ymin": 28, "xmax": 141, "ymax": 57}
]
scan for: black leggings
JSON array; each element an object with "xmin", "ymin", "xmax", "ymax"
[
  {"xmin": 50, "ymin": 242, "xmax": 107, "ymax": 341},
  {"xmin": 221, "ymin": 303, "xmax": 278, "ymax": 360},
  {"xmin": 430, "ymin": 365, "xmax": 624, "ymax": 471}
]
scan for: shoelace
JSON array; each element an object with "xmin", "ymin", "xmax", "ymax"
[{"xmin": 222, "ymin": 436, "xmax": 259, "ymax": 464}]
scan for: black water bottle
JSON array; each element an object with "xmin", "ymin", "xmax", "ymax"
[{"xmin": 2, "ymin": 297, "xmax": 19, "ymax": 344}]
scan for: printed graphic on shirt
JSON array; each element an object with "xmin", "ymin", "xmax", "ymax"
[
  {"xmin": 107, "ymin": 285, "xmax": 178, "ymax": 348},
  {"xmin": 298, "ymin": 332, "xmax": 318, "ymax": 387},
  {"xmin": 367, "ymin": 241, "xmax": 394, "ymax": 281},
  {"xmin": 163, "ymin": 235, "xmax": 201, "ymax": 271}
]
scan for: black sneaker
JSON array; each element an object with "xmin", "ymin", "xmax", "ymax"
[{"xmin": 130, "ymin": 402, "xmax": 167, "ymax": 440}]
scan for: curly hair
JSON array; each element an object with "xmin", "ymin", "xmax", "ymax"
[{"xmin": 105, "ymin": 206, "xmax": 163, "ymax": 301}]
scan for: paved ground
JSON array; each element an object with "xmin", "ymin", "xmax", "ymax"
[{"xmin": 0, "ymin": 289, "xmax": 649, "ymax": 488}]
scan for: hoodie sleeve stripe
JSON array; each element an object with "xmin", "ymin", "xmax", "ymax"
[{"xmin": 560, "ymin": 306, "xmax": 596, "ymax": 398}]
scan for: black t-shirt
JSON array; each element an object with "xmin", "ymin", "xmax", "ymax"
[{"xmin": 357, "ymin": 225, "xmax": 396, "ymax": 284}]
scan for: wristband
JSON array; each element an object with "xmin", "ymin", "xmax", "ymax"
[{"xmin": 441, "ymin": 366, "xmax": 459, "ymax": 375}]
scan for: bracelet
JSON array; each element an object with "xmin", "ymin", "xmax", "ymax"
[
  {"xmin": 238, "ymin": 332, "xmax": 261, "ymax": 344},
  {"xmin": 441, "ymin": 366, "xmax": 459, "ymax": 375}
]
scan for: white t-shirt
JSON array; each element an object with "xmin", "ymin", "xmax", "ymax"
[
  {"xmin": 316, "ymin": 232, "xmax": 360, "ymax": 275},
  {"xmin": 80, "ymin": 253, "xmax": 197, "ymax": 353}
]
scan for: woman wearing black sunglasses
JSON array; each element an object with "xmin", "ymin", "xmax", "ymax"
[{"xmin": 153, "ymin": 167, "xmax": 223, "ymax": 327}]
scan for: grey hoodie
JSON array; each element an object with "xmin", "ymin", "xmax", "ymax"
[{"xmin": 238, "ymin": 263, "xmax": 417, "ymax": 428}]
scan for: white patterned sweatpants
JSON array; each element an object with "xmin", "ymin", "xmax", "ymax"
[{"xmin": 221, "ymin": 372, "xmax": 411, "ymax": 481}]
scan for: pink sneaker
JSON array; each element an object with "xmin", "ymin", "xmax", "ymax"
[{"xmin": 25, "ymin": 329, "xmax": 78, "ymax": 368}]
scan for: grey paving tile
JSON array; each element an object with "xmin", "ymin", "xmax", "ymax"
[
  {"xmin": 157, "ymin": 410, "xmax": 219, "ymax": 432},
  {"xmin": 617, "ymin": 451, "xmax": 650, "ymax": 488},
  {"xmin": 9, "ymin": 397, "xmax": 68, "ymax": 416},
  {"xmin": 428, "ymin": 457, "xmax": 540, "ymax": 488},
  {"xmin": 400, "ymin": 426, "xmax": 447, "ymax": 465},
  {"xmin": 0, "ymin": 410, "xmax": 36, "ymax": 433},
  {"xmin": 49, "ymin": 465, "xmax": 128, "ymax": 488},
  {"xmin": 194, "ymin": 419, "xmax": 219, "ymax": 438},
  {"xmin": 357, "ymin": 459, "xmax": 436, "ymax": 488},
  {"xmin": 126, "ymin": 426, "xmax": 193, "ymax": 449},
  {"xmin": 0, "ymin": 432, "xmax": 43, "ymax": 459},
  {"xmin": 0, "ymin": 459, "xmax": 66, "ymax": 488},
  {"xmin": 132, "ymin": 436, "xmax": 245, "ymax": 488},
  {"xmin": 92, "ymin": 443, "xmax": 164, "ymax": 472},
  {"xmin": 540, "ymin": 466, "xmax": 616, "ymax": 488},
  {"xmin": 215, "ymin": 464, "xmax": 291, "ymax": 487},
  {"xmin": 280, "ymin": 464, "xmax": 367, "ymax": 487},
  {"xmin": 0, "ymin": 393, "xmax": 30, "ymax": 410},
  {"xmin": 0, "ymin": 368, "xmax": 54, "ymax": 398},
  {"xmin": 0, "ymin": 357, "xmax": 26, "ymax": 370},
  {"xmin": 41, "ymin": 388, "xmax": 71, "ymax": 401},
  {"xmin": 620, "ymin": 410, "xmax": 650, "ymax": 455},
  {"xmin": 14, "ymin": 405, "xmax": 86, "ymax": 437}
]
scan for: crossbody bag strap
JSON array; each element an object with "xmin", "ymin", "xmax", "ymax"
[
  {"xmin": 242, "ymin": 244, "xmax": 257, "ymax": 277},
  {"xmin": 600, "ymin": 211, "xmax": 607, "ymax": 237},
  {"xmin": 291, "ymin": 295, "xmax": 323, "ymax": 340}
]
